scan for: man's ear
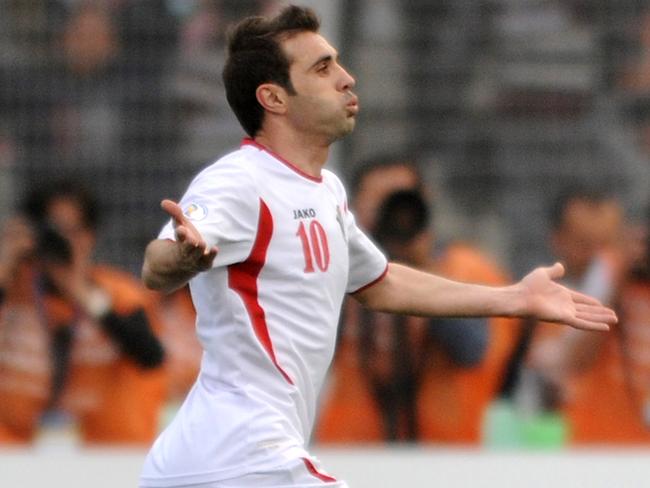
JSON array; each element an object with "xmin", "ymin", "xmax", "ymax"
[{"xmin": 256, "ymin": 83, "xmax": 288, "ymax": 115}]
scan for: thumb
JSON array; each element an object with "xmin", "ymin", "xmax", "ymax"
[
  {"xmin": 545, "ymin": 262, "xmax": 565, "ymax": 280},
  {"xmin": 161, "ymin": 199, "xmax": 185, "ymax": 226}
]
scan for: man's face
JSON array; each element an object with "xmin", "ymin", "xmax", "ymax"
[
  {"xmin": 63, "ymin": 6, "xmax": 117, "ymax": 76},
  {"xmin": 46, "ymin": 197, "xmax": 95, "ymax": 265},
  {"xmin": 280, "ymin": 31, "xmax": 358, "ymax": 143},
  {"xmin": 353, "ymin": 165, "xmax": 420, "ymax": 231},
  {"xmin": 552, "ymin": 199, "xmax": 618, "ymax": 278}
]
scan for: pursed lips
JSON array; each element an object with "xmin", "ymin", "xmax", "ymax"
[{"xmin": 346, "ymin": 95, "xmax": 359, "ymax": 114}]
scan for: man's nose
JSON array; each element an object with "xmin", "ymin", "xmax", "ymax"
[{"xmin": 339, "ymin": 66, "xmax": 356, "ymax": 91}]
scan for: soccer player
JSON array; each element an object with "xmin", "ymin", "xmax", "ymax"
[{"xmin": 139, "ymin": 6, "xmax": 617, "ymax": 488}]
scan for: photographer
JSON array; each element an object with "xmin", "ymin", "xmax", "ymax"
[
  {"xmin": 532, "ymin": 204, "xmax": 650, "ymax": 445},
  {"xmin": 363, "ymin": 190, "xmax": 494, "ymax": 442},
  {"xmin": 0, "ymin": 216, "xmax": 44, "ymax": 443},
  {"xmin": 0, "ymin": 180, "xmax": 165, "ymax": 445},
  {"xmin": 317, "ymin": 187, "xmax": 518, "ymax": 443}
]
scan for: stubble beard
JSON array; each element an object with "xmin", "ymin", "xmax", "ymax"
[{"xmin": 328, "ymin": 116, "xmax": 356, "ymax": 143}]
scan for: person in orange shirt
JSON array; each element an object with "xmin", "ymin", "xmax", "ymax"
[
  {"xmin": 418, "ymin": 246, "xmax": 518, "ymax": 443},
  {"xmin": 600, "ymin": 219, "xmax": 650, "ymax": 443},
  {"xmin": 359, "ymin": 190, "xmax": 488, "ymax": 441},
  {"xmin": 316, "ymin": 156, "xmax": 427, "ymax": 442},
  {"xmin": 315, "ymin": 158, "xmax": 517, "ymax": 444},
  {"xmin": 526, "ymin": 186, "xmax": 640, "ymax": 444},
  {"xmin": 558, "ymin": 210, "xmax": 650, "ymax": 445},
  {"xmin": 374, "ymin": 190, "xmax": 518, "ymax": 443},
  {"xmin": 0, "ymin": 217, "xmax": 50, "ymax": 443},
  {"xmin": 0, "ymin": 180, "xmax": 166, "ymax": 445},
  {"xmin": 153, "ymin": 285, "xmax": 201, "ymax": 404}
]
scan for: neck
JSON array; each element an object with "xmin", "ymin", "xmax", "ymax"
[{"xmin": 254, "ymin": 127, "xmax": 330, "ymax": 179}]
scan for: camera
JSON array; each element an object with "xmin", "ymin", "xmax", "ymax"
[
  {"xmin": 36, "ymin": 222, "xmax": 73, "ymax": 265},
  {"xmin": 373, "ymin": 189, "xmax": 430, "ymax": 245}
]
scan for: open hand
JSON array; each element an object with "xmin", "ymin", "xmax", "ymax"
[
  {"xmin": 161, "ymin": 199, "xmax": 218, "ymax": 273},
  {"xmin": 519, "ymin": 262, "xmax": 617, "ymax": 332}
]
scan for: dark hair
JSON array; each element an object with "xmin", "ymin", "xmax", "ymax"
[
  {"xmin": 548, "ymin": 183, "xmax": 610, "ymax": 230},
  {"xmin": 23, "ymin": 179, "xmax": 99, "ymax": 232},
  {"xmin": 349, "ymin": 153, "xmax": 423, "ymax": 200},
  {"xmin": 222, "ymin": 5, "xmax": 320, "ymax": 137},
  {"xmin": 373, "ymin": 189, "xmax": 431, "ymax": 244}
]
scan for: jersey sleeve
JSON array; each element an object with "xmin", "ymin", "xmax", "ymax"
[
  {"xmin": 158, "ymin": 158, "xmax": 259, "ymax": 267},
  {"xmin": 345, "ymin": 209, "xmax": 388, "ymax": 293},
  {"xmin": 322, "ymin": 172, "xmax": 387, "ymax": 293}
]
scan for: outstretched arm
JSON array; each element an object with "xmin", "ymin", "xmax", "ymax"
[
  {"xmin": 142, "ymin": 200, "xmax": 218, "ymax": 293},
  {"xmin": 353, "ymin": 262, "xmax": 616, "ymax": 332}
]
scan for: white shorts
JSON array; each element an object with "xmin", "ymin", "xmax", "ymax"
[{"xmin": 140, "ymin": 456, "xmax": 349, "ymax": 488}]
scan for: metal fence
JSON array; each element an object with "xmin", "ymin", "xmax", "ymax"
[{"xmin": 2, "ymin": 0, "xmax": 650, "ymax": 275}]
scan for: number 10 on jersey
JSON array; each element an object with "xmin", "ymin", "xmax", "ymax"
[{"xmin": 296, "ymin": 220, "xmax": 330, "ymax": 272}]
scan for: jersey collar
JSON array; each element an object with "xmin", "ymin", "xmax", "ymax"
[{"xmin": 241, "ymin": 138, "xmax": 323, "ymax": 183}]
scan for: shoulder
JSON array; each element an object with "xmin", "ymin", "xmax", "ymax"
[
  {"xmin": 193, "ymin": 147, "xmax": 257, "ymax": 187},
  {"xmin": 322, "ymin": 169, "xmax": 347, "ymax": 200},
  {"xmin": 183, "ymin": 147, "xmax": 260, "ymax": 208},
  {"xmin": 322, "ymin": 168, "xmax": 344, "ymax": 186}
]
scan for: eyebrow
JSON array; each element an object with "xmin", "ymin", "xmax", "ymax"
[{"xmin": 308, "ymin": 52, "xmax": 338, "ymax": 71}]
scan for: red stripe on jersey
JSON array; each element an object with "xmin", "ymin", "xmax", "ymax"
[
  {"xmin": 228, "ymin": 199, "xmax": 294, "ymax": 385},
  {"xmin": 302, "ymin": 457, "xmax": 337, "ymax": 482},
  {"xmin": 241, "ymin": 138, "xmax": 323, "ymax": 183}
]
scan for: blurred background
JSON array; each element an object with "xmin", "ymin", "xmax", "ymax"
[
  {"xmin": 2, "ymin": 0, "xmax": 650, "ymax": 275},
  {"xmin": 1, "ymin": 0, "xmax": 650, "ymax": 486}
]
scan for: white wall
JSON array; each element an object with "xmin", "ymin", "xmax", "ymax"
[{"xmin": 2, "ymin": 447, "xmax": 650, "ymax": 488}]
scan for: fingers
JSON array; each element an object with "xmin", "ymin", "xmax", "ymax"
[
  {"xmin": 571, "ymin": 294, "xmax": 619, "ymax": 324},
  {"xmin": 204, "ymin": 245, "xmax": 218, "ymax": 260},
  {"xmin": 161, "ymin": 199, "xmax": 185, "ymax": 225},
  {"xmin": 566, "ymin": 302, "xmax": 617, "ymax": 331},
  {"xmin": 575, "ymin": 304, "xmax": 618, "ymax": 324},
  {"xmin": 570, "ymin": 289, "xmax": 604, "ymax": 307},
  {"xmin": 175, "ymin": 225, "xmax": 196, "ymax": 245},
  {"xmin": 178, "ymin": 238, "xmax": 218, "ymax": 273},
  {"xmin": 567, "ymin": 318, "xmax": 611, "ymax": 332},
  {"xmin": 161, "ymin": 200, "xmax": 203, "ymax": 246},
  {"xmin": 159, "ymin": 198, "xmax": 218, "ymax": 272},
  {"xmin": 198, "ymin": 245, "xmax": 219, "ymax": 271},
  {"xmin": 574, "ymin": 312, "xmax": 615, "ymax": 328}
]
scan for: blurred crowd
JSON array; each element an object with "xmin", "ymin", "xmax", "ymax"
[
  {"xmin": 0, "ymin": 0, "xmax": 281, "ymax": 270},
  {"xmin": 314, "ymin": 158, "xmax": 650, "ymax": 447},
  {"xmin": 1, "ymin": 0, "xmax": 650, "ymax": 450}
]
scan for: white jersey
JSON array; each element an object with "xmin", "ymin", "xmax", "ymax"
[{"xmin": 140, "ymin": 139, "xmax": 387, "ymax": 487}]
